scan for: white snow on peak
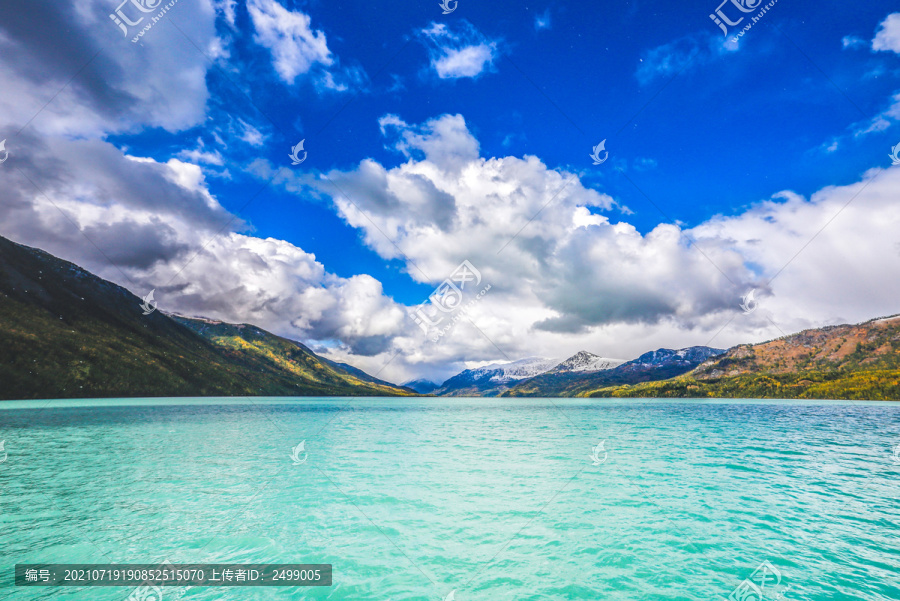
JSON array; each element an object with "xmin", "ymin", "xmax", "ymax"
[
  {"xmin": 470, "ymin": 357, "xmax": 562, "ymax": 383},
  {"xmin": 552, "ymin": 350, "xmax": 625, "ymax": 373}
]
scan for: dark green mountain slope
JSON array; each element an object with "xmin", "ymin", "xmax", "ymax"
[{"xmin": 0, "ymin": 235, "xmax": 412, "ymax": 400}]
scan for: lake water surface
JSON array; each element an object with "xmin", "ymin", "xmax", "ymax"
[{"xmin": 1, "ymin": 398, "xmax": 898, "ymax": 600}]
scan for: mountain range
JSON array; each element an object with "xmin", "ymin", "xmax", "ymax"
[
  {"xmin": 2, "ymin": 234, "xmax": 898, "ymax": 401},
  {"xmin": 0, "ymin": 235, "xmax": 413, "ymax": 400},
  {"xmin": 501, "ymin": 346, "xmax": 725, "ymax": 397},
  {"xmin": 584, "ymin": 316, "xmax": 900, "ymax": 400},
  {"xmin": 432, "ymin": 356, "xmax": 566, "ymax": 396}
]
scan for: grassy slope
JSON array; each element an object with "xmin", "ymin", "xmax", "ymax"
[
  {"xmin": 172, "ymin": 316, "xmax": 414, "ymax": 397},
  {"xmin": 0, "ymin": 236, "xmax": 412, "ymax": 400},
  {"xmin": 585, "ymin": 317, "xmax": 900, "ymax": 400}
]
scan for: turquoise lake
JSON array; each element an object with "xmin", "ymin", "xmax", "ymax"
[{"xmin": 1, "ymin": 398, "xmax": 898, "ymax": 600}]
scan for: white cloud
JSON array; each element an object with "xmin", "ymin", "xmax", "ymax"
[
  {"xmin": 214, "ymin": 0, "xmax": 238, "ymax": 25},
  {"xmin": 236, "ymin": 118, "xmax": 268, "ymax": 147},
  {"xmin": 4, "ymin": 3, "xmax": 900, "ymax": 384},
  {"xmin": 633, "ymin": 157, "xmax": 658, "ymax": 171},
  {"xmin": 855, "ymin": 116, "xmax": 892, "ymax": 137},
  {"xmin": 247, "ymin": 0, "xmax": 340, "ymax": 86},
  {"xmin": 290, "ymin": 115, "xmax": 900, "ymax": 382},
  {"xmin": 842, "ymin": 35, "xmax": 866, "ymax": 49},
  {"xmin": 306, "ymin": 115, "xmax": 746, "ymax": 358},
  {"xmin": 852, "ymin": 91, "xmax": 900, "ymax": 137},
  {"xmin": 691, "ymin": 168, "xmax": 900, "ymax": 330},
  {"xmin": 0, "ymin": 0, "xmax": 397, "ymax": 367},
  {"xmin": 873, "ymin": 13, "xmax": 900, "ymax": 53},
  {"xmin": 177, "ymin": 138, "xmax": 225, "ymax": 166},
  {"xmin": 245, "ymin": 0, "xmax": 364, "ymax": 91},
  {"xmin": 0, "ymin": 0, "xmax": 218, "ymax": 138},
  {"xmin": 419, "ymin": 22, "xmax": 499, "ymax": 80},
  {"xmin": 378, "ymin": 113, "xmax": 480, "ymax": 171},
  {"xmin": 534, "ymin": 9, "xmax": 551, "ymax": 31},
  {"xmin": 636, "ymin": 32, "xmax": 737, "ymax": 86},
  {"xmin": 0, "ymin": 134, "xmax": 411, "ymax": 359},
  {"xmin": 6, "ymin": 92, "xmax": 900, "ymax": 384}
]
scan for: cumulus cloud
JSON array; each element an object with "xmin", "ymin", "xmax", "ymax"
[
  {"xmin": 1, "ymin": 136, "xmax": 235, "ymax": 267},
  {"xmin": 0, "ymin": 0, "xmax": 218, "ymax": 138},
  {"xmin": 419, "ymin": 22, "xmax": 499, "ymax": 80},
  {"xmin": 147, "ymin": 234, "xmax": 409, "ymax": 357},
  {"xmin": 303, "ymin": 116, "xmax": 751, "ymax": 352},
  {"xmin": 4, "ymin": 2, "xmax": 900, "ymax": 384},
  {"xmin": 6, "ymin": 92, "xmax": 900, "ymax": 384},
  {"xmin": 0, "ymin": 0, "xmax": 400, "ymax": 365},
  {"xmin": 284, "ymin": 114, "xmax": 900, "ymax": 382},
  {"xmin": 872, "ymin": 13, "xmax": 900, "ymax": 53},
  {"xmin": 0, "ymin": 132, "xmax": 413, "ymax": 358},
  {"xmin": 691, "ymin": 168, "xmax": 900, "ymax": 327}
]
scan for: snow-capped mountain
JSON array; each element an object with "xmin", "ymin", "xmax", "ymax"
[
  {"xmin": 433, "ymin": 353, "xmax": 631, "ymax": 396},
  {"xmin": 471, "ymin": 357, "xmax": 562, "ymax": 382},
  {"xmin": 549, "ymin": 351, "xmax": 625, "ymax": 373},
  {"xmin": 503, "ymin": 346, "xmax": 726, "ymax": 397},
  {"xmin": 433, "ymin": 357, "xmax": 561, "ymax": 396},
  {"xmin": 625, "ymin": 346, "xmax": 724, "ymax": 368}
]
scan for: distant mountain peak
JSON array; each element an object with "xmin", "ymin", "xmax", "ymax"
[
  {"xmin": 501, "ymin": 345, "xmax": 726, "ymax": 398},
  {"xmin": 403, "ymin": 379, "xmax": 441, "ymax": 394},
  {"xmin": 472, "ymin": 357, "xmax": 562, "ymax": 382},
  {"xmin": 632, "ymin": 346, "xmax": 725, "ymax": 367},
  {"xmin": 551, "ymin": 351, "xmax": 625, "ymax": 373},
  {"xmin": 433, "ymin": 356, "xmax": 561, "ymax": 396}
]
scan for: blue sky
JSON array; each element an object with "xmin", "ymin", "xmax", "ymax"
[
  {"xmin": 2, "ymin": 0, "xmax": 900, "ymax": 382},
  {"xmin": 123, "ymin": 0, "xmax": 900, "ymax": 302}
]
